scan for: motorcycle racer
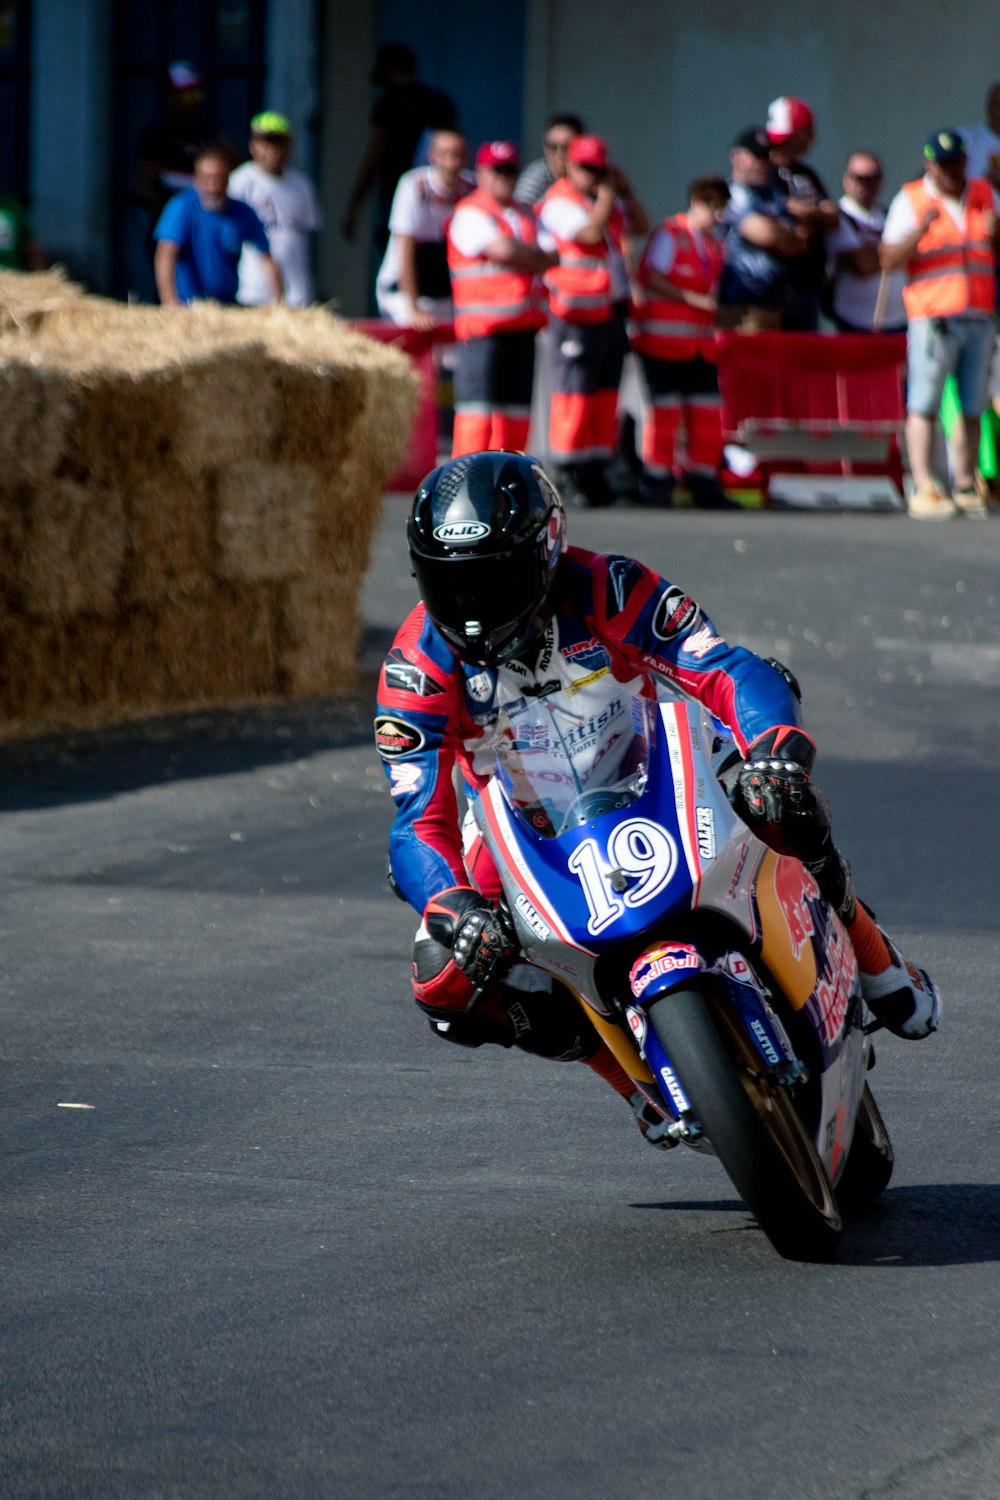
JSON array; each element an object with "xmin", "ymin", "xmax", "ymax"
[{"xmin": 375, "ymin": 451, "xmax": 939, "ymax": 1142}]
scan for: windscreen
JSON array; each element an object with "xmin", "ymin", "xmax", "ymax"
[{"xmin": 491, "ymin": 677, "xmax": 653, "ymax": 837}]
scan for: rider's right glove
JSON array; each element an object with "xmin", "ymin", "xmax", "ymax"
[
  {"xmin": 447, "ymin": 893, "xmax": 518, "ymax": 989},
  {"xmin": 737, "ymin": 725, "xmax": 817, "ymax": 825}
]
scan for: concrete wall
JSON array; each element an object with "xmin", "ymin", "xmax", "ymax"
[{"xmin": 523, "ymin": 0, "xmax": 996, "ymax": 228}]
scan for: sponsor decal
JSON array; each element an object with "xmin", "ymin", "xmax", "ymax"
[
  {"xmin": 773, "ymin": 857, "xmax": 819, "ymax": 960},
  {"xmin": 389, "ymin": 762, "xmax": 423, "ymax": 797},
  {"xmin": 385, "ymin": 650, "xmax": 445, "ymax": 697},
  {"xmin": 565, "ymin": 666, "xmax": 611, "ymax": 697},
  {"xmin": 629, "ymin": 941, "xmax": 703, "ymax": 998},
  {"xmin": 433, "ymin": 520, "xmax": 491, "ymax": 543},
  {"xmin": 514, "ymin": 891, "xmax": 551, "ymax": 941},
  {"xmin": 659, "ymin": 1064, "xmax": 691, "ymax": 1114},
  {"xmin": 374, "ymin": 715, "xmax": 426, "ymax": 760},
  {"xmin": 626, "ymin": 1005, "xmax": 647, "ymax": 1048},
  {"xmin": 465, "ymin": 671, "xmax": 495, "ymax": 703},
  {"xmin": 725, "ymin": 952, "xmax": 752, "ymax": 981},
  {"xmin": 680, "ymin": 624, "xmax": 724, "ymax": 659},
  {"xmin": 652, "ymin": 588, "xmax": 700, "ymax": 642},
  {"xmin": 750, "ymin": 1017, "xmax": 781, "ymax": 1066},
  {"xmin": 560, "ymin": 637, "xmax": 612, "ymax": 670},
  {"xmin": 809, "ymin": 916, "xmax": 857, "ymax": 1046},
  {"xmin": 695, "ymin": 806, "xmax": 716, "ymax": 860}
]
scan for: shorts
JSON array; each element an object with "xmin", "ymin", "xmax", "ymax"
[{"xmin": 906, "ymin": 314, "xmax": 996, "ymax": 417}]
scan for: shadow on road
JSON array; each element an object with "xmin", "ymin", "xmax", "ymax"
[
  {"xmin": 0, "ymin": 693, "xmax": 375, "ymax": 813},
  {"xmin": 630, "ymin": 1183, "xmax": 1000, "ymax": 1266}
]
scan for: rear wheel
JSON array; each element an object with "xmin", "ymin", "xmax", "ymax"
[
  {"xmin": 647, "ymin": 985, "xmax": 842, "ymax": 1261},
  {"xmin": 836, "ymin": 1084, "xmax": 894, "ymax": 1209}
]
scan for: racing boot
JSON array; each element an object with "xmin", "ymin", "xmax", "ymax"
[
  {"xmin": 859, "ymin": 928, "xmax": 941, "ymax": 1040},
  {"xmin": 628, "ymin": 1090, "xmax": 676, "ymax": 1150}
]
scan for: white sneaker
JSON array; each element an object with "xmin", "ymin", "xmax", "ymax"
[
  {"xmin": 907, "ymin": 481, "xmax": 957, "ymax": 520},
  {"xmin": 860, "ymin": 931, "xmax": 941, "ymax": 1039},
  {"xmin": 953, "ymin": 488, "xmax": 989, "ymax": 518}
]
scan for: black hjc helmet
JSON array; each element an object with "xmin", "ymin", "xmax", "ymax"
[{"xmin": 407, "ymin": 451, "xmax": 566, "ymax": 665}]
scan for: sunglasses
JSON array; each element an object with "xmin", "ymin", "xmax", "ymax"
[{"xmin": 848, "ymin": 172, "xmax": 881, "ymax": 184}]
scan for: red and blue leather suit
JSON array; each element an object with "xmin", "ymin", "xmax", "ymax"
[{"xmin": 376, "ymin": 546, "xmax": 809, "ymax": 1033}]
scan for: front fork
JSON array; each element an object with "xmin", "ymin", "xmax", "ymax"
[{"xmin": 626, "ymin": 944, "xmax": 806, "ymax": 1148}]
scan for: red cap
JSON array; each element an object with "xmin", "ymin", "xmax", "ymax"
[
  {"xmin": 476, "ymin": 140, "xmax": 520, "ymax": 170},
  {"xmin": 766, "ymin": 97, "xmax": 815, "ymax": 142},
  {"xmin": 566, "ymin": 135, "xmax": 609, "ymax": 168}
]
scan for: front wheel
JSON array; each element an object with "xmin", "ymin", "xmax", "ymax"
[
  {"xmin": 647, "ymin": 985, "xmax": 842, "ymax": 1261},
  {"xmin": 836, "ymin": 1084, "xmax": 894, "ymax": 1209}
]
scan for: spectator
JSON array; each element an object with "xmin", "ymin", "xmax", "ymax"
[
  {"xmin": 229, "ymin": 111, "xmax": 321, "ymax": 307},
  {"xmin": 375, "ymin": 129, "xmax": 473, "ymax": 329},
  {"xmin": 959, "ymin": 82, "xmax": 1000, "ymax": 181},
  {"xmin": 719, "ymin": 127, "xmax": 807, "ymax": 331},
  {"xmin": 447, "ymin": 140, "xmax": 555, "ymax": 456},
  {"xmin": 766, "ymin": 96, "xmax": 839, "ymax": 331},
  {"xmin": 825, "ymin": 152, "xmax": 906, "ymax": 332},
  {"xmin": 0, "ymin": 192, "xmax": 45, "ymax": 271},
  {"xmin": 537, "ymin": 135, "xmax": 649, "ymax": 508},
  {"xmin": 136, "ymin": 62, "xmax": 212, "ymax": 229},
  {"xmin": 632, "ymin": 176, "xmax": 734, "ymax": 508},
  {"xmin": 153, "ymin": 147, "xmax": 282, "ymax": 308},
  {"xmin": 880, "ymin": 129, "xmax": 1000, "ymax": 519},
  {"xmin": 513, "ymin": 113, "xmax": 584, "ymax": 208},
  {"xmin": 340, "ymin": 42, "xmax": 457, "ymax": 250}
]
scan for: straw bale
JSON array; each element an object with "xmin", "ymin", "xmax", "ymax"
[
  {"xmin": 123, "ymin": 467, "xmax": 215, "ymax": 606},
  {"xmin": 279, "ymin": 578, "xmax": 361, "ymax": 696},
  {"xmin": 0, "ymin": 266, "xmax": 85, "ymax": 337},
  {"xmin": 172, "ymin": 349, "xmax": 284, "ymax": 472},
  {"xmin": 0, "ymin": 360, "xmax": 73, "ymax": 488},
  {"xmin": 216, "ymin": 461, "xmax": 320, "ymax": 583},
  {"xmin": 152, "ymin": 587, "xmax": 280, "ymax": 703},
  {"xmin": 18, "ymin": 479, "xmax": 126, "ymax": 619}
]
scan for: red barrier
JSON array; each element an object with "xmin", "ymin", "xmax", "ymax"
[
  {"xmin": 349, "ymin": 319, "xmax": 456, "ymax": 493},
  {"xmin": 715, "ymin": 331, "xmax": 908, "ymax": 501}
]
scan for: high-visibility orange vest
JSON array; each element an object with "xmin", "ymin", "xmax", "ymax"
[
  {"xmin": 632, "ymin": 213, "xmax": 724, "ymax": 360},
  {"xmin": 447, "ymin": 189, "xmax": 548, "ymax": 340},
  {"xmin": 539, "ymin": 178, "xmax": 623, "ymax": 324},
  {"xmin": 902, "ymin": 177, "xmax": 996, "ymax": 318}
]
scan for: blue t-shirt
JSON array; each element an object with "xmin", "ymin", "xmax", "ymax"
[
  {"xmin": 154, "ymin": 189, "xmax": 270, "ymax": 304},
  {"xmin": 720, "ymin": 180, "xmax": 795, "ymax": 309}
]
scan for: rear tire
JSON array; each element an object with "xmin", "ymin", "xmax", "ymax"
[
  {"xmin": 836, "ymin": 1084, "xmax": 894, "ymax": 1209},
  {"xmin": 647, "ymin": 985, "xmax": 842, "ymax": 1261}
]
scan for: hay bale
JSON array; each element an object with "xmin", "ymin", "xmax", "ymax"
[
  {"xmin": 123, "ymin": 467, "xmax": 216, "ymax": 606},
  {"xmin": 0, "ymin": 266, "xmax": 85, "ymax": 336},
  {"xmin": 152, "ymin": 587, "xmax": 280, "ymax": 703},
  {"xmin": 0, "ymin": 360, "xmax": 72, "ymax": 487},
  {"xmin": 18, "ymin": 480, "xmax": 126, "ymax": 619},
  {"xmin": 279, "ymin": 578, "xmax": 361, "ymax": 696},
  {"xmin": 217, "ymin": 461, "xmax": 320, "ymax": 583}
]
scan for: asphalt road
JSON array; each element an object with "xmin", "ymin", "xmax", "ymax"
[{"xmin": 2, "ymin": 501, "xmax": 999, "ymax": 1500}]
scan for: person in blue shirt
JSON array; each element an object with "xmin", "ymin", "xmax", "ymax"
[
  {"xmin": 153, "ymin": 147, "xmax": 282, "ymax": 307},
  {"xmin": 718, "ymin": 127, "xmax": 807, "ymax": 331}
]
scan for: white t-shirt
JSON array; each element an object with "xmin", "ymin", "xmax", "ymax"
[
  {"xmin": 825, "ymin": 195, "xmax": 906, "ymax": 329},
  {"xmin": 537, "ymin": 194, "xmax": 630, "ymax": 302},
  {"xmin": 448, "ymin": 201, "xmax": 530, "ymax": 257},
  {"xmin": 959, "ymin": 122, "xmax": 1000, "ymax": 180},
  {"xmin": 228, "ymin": 161, "xmax": 321, "ymax": 307},
  {"xmin": 882, "ymin": 174, "xmax": 1000, "ymax": 318},
  {"xmin": 376, "ymin": 165, "xmax": 475, "ymax": 301}
]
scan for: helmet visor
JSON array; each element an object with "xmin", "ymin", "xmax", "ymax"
[{"xmin": 416, "ymin": 549, "xmax": 545, "ymax": 662}]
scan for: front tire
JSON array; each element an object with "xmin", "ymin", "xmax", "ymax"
[
  {"xmin": 836, "ymin": 1084, "xmax": 894, "ymax": 1209},
  {"xmin": 647, "ymin": 985, "xmax": 842, "ymax": 1261}
]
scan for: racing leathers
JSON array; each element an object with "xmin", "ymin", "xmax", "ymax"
[{"xmin": 375, "ymin": 545, "xmax": 850, "ymax": 1052}]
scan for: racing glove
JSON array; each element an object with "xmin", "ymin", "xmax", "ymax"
[
  {"xmin": 424, "ymin": 886, "xmax": 518, "ymax": 990},
  {"xmin": 737, "ymin": 726, "xmax": 817, "ymax": 825}
]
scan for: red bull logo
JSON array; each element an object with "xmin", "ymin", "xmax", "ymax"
[
  {"xmin": 772, "ymin": 857, "xmax": 820, "ymax": 960},
  {"xmin": 629, "ymin": 942, "xmax": 703, "ymax": 999}
]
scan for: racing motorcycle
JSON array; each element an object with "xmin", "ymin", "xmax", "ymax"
[{"xmin": 472, "ymin": 674, "xmax": 894, "ymax": 1261}]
